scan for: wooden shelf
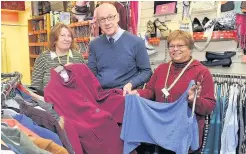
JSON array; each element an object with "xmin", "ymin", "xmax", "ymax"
[
  {"xmin": 30, "ymin": 54, "xmax": 39, "ymax": 59},
  {"xmin": 30, "ymin": 15, "xmax": 45, "ymax": 21},
  {"xmin": 29, "ymin": 42, "xmax": 48, "ymax": 47},
  {"xmin": 75, "ymin": 37, "xmax": 90, "ymax": 43},
  {"xmin": 28, "ymin": 30, "xmax": 47, "ymax": 35},
  {"xmin": 69, "ymin": 21, "xmax": 91, "ymax": 28}
]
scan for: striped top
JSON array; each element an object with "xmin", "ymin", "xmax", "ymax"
[{"xmin": 31, "ymin": 50, "xmax": 85, "ymax": 91}]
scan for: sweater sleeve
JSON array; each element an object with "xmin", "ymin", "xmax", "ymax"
[
  {"xmin": 188, "ymin": 69, "xmax": 216, "ymax": 116},
  {"xmin": 137, "ymin": 65, "xmax": 161, "ymax": 100},
  {"xmin": 129, "ymin": 39, "xmax": 152, "ymax": 88},
  {"xmin": 31, "ymin": 54, "xmax": 46, "ymax": 90},
  {"xmin": 87, "ymin": 42, "xmax": 98, "ymax": 76}
]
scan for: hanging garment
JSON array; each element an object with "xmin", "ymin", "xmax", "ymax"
[
  {"xmin": 44, "ymin": 64, "xmax": 125, "ymax": 154},
  {"xmin": 121, "ymin": 81, "xmax": 199, "ymax": 154},
  {"xmin": 13, "ymin": 114, "xmax": 63, "ymax": 146},
  {"xmin": 1, "ymin": 126, "xmax": 51, "ymax": 154},
  {"xmin": 18, "ymin": 102, "xmax": 74, "ymax": 154},
  {"xmin": 203, "ymin": 84, "xmax": 221, "ymax": 154},
  {"xmin": 220, "ymin": 84, "xmax": 239, "ymax": 154}
]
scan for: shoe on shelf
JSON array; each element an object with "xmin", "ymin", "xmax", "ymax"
[
  {"xmin": 200, "ymin": 58, "xmax": 232, "ymax": 67},
  {"xmin": 147, "ymin": 49, "xmax": 157, "ymax": 56},
  {"xmin": 192, "ymin": 18, "xmax": 204, "ymax": 32},
  {"xmin": 154, "ymin": 18, "xmax": 170, "ymax": 39},
  {"xmin": 138, "ymin": 33, "xmax": 155, "ymax": 50},
  {"xmin": 146, "ymin": 20, "xmax": 156, "ymax": 37},
  {"xmin": 205, "ymin": 51, "xmax": 236, "ymax": 61},
  {"xmin": 202, "ymin": 17, "xmax": 210, "ymax": 27}
]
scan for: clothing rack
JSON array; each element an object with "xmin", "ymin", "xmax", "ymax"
[
  {"xmin": 1, "ymin": 72, "xmax": 22, "ymax": 104},
  {"xmin": 212, "ymin": 73, "xmax": 246, "ymax": 79}
]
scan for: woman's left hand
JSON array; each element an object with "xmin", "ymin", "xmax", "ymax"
[{"xmin": 188, "ymin": 82, "xmax": 202, "ymax": 102}]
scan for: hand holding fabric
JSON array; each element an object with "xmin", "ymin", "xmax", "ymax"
[
  {"xmin": 188, "ymin": 82, "xmax": 201, "ymax": 102},
  {"xmin": 123, "ymin": 83, "xmax": 133, "ymax": 96},
  {"xmin": 128, "ymin": 90, "xmax": 140, "ymax": 96}
]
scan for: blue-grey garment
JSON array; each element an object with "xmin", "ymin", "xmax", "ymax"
[
  {"xmin": 13, "ymin": 114, "xmax": 63, "ymax": 146},
  {"xmin": 120, "ymin": 80, "xmax": 199, "ymax": 154},
  {"xmin": 6, "ymin": 144, "xmax": 22, "ymax": 154},
  {"xmin": 88, "ymin": 31, "xmax": 152, "ymax": 89},
  {"xmin": 220, "ymin": 84, "xmax": 239, "ymax": 154},
  {"xmin": 234, "ymin": 1, "xmax": 243, "ymax": 14},
  {"xmin": 1, "ymin": 126, "xmax": 51, "ymax": 154},
  {"xmin": 106, "ymin": 27, "xmax": 125, "ymax": 43},
  {"xmin": 204, "ymin": 84, "xmax": 222, "ymax": 154}
]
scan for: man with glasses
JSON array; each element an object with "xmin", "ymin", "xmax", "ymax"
[{"xmin": 88, "ymin": 3, "xmax": 152, "ymax": 95}]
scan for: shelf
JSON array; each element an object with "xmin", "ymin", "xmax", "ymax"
[
  {"xmin": 29, "ymin": 30, "xmax": 47, "ymax": 35},
  {"xmin": 75, "ymin": 37, "xmax": 90, "ymax": 43},
  {"xmin": 30, "ymin": 54, "xmax": 39, "ymax": 59},
  {"xmin": 29, "ymin": 15, "xmax": 45, "ymax": 21},
  {"xmin": 193, "ymin": 30, "xmax": 236, "ymax": 42},
  {"xmin": 29, "ymin": 42, "xmax": 48, "ymax": 47},
  {"xmin": 153, "ymin": 13, "xmax": 177, "ymax": 17},
  {"xmin": 69, "ymin": 21, "xmax": 91, "ymax": 28}
]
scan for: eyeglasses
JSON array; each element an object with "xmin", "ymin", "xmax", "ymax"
[
  {"xmin": 168, "ymin": 44, "xmax": 187, "ymax": 50},
  {"xmin": 98, "ymin": 14, "xmax": 117, "ymax": 24}
]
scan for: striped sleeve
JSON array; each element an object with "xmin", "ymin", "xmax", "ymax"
[
  {"xmin": 31, "ymin": 53, "xmax": 46, "ymax": 90},
  {"xmin": 73, "ymin": 50, "xmax": 85, "ymax": 64}
]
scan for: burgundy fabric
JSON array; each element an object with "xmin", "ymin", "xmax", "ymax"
[
  {"xmin": 114, "ymin": 2, "xmax": 127, "ymax": 30},
  {"xmin": 137, "ymin": 60, "xmax": 216, "ymax": 148},
  {"xmin": 44, "ymin": 64, "xmax": 124, "ymax": 154}
]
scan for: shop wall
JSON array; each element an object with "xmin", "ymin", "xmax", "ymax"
[
  {"xmin": 1, "ymin": 2, "xmax": 32, "ymax": 84},
  {"xmin": 139, "ymin": 1, "xmax": 246, "ymax": 75}
]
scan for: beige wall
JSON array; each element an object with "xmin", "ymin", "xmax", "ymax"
[{"xmin": 139, "ymin": 1, "xmax": 246, "ymax": 75}]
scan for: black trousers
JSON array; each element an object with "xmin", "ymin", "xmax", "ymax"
[
  {"xmin": 136, "ymin": 143, "xmax": 176, "ymax": 154},
  {"xmin": 135, "ymin": 143, "xmax": 201, "ymax": 154}
]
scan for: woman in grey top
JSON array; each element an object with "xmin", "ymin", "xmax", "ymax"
[{"xmin": 31, "ymin": 23, "xmax": 85, "ymax": 91}]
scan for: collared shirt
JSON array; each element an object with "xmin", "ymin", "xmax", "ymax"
[
  {"xmin": 50, "ymin": 50, "xmax": 74, "ymax": 60},
  {"xmin": 106, "ymin": 27, "xmax": 125, "ymax": 43}
]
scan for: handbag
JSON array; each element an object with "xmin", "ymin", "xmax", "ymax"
[{"xmin": 155, "ymin": 2, "xmax": 177, "ymax": 15}]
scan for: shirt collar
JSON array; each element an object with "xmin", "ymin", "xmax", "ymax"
[
  {"xmin": 50, "ymin": 50, "xmax": 73, "ymax": 60},
  {"xmin": 106, "ymin": 27, "xmax": 125, "ymax": 42}
]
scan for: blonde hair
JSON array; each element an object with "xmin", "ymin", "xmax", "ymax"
[
  {"xmin": 167, "ymin": 30, "xmax": 194, "ymax": 50},
  {"xmin": 48, "ymin": 22, "xmax": 78, "ymax": 51}
]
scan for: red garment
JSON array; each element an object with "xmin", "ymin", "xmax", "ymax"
[
  {"xmin": 44, "ymin": 64, "xmax": 124, "ymax": 154},
  {"xmin": 114, "ymin": 2, "xmax": 127, "ymax": 30},
  {"xmin": 137, "ymin": 60, "xmax": 216, "ymax": 147}
]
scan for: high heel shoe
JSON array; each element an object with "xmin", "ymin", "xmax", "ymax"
[
  {"xmin": 154, "ymin": 18, "xmax": 170, "ymax": 39},
  {"xmin": 146, "ymin": 20, "xmax": 155, "ymax": 37},
  {"xmin": 202, "ymin": 17, "xmax": 210, "ymax": 27},
  {"xmin": 192, "ymin": 18, "xmax": 204, "ymax": 32}
]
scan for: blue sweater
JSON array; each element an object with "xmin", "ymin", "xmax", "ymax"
[
  {"xmin": 121, "ymin": 81, "xmax": 199, "ymax": 154},
  {"xmin": 88, "ymin": 31, "xmax": 152, "ymax": 89}
]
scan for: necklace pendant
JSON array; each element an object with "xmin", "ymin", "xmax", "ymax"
[{"xmin": 162, "ymin": 88, "xmax": 170, "ymax": 98}]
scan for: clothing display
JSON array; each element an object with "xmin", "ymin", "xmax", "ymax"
[
  {"xmin": 121, "ymin": 81, "xmax": 199, "ymax": 154},
  {"xmin": 1, "ymin": 72, "xmax": 74, "ymax": 154},
  {"xmin": 201, "ymin": 75, "xmax": 246, "ymax": 154},
  {"xmin": 44, "ymin": 64, "xmax": 125, "ymax": 154}
]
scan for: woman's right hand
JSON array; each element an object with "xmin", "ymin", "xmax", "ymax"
[{"xmin": 129, "ymin": 90, "xmax": 140, "ymax": 96}]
